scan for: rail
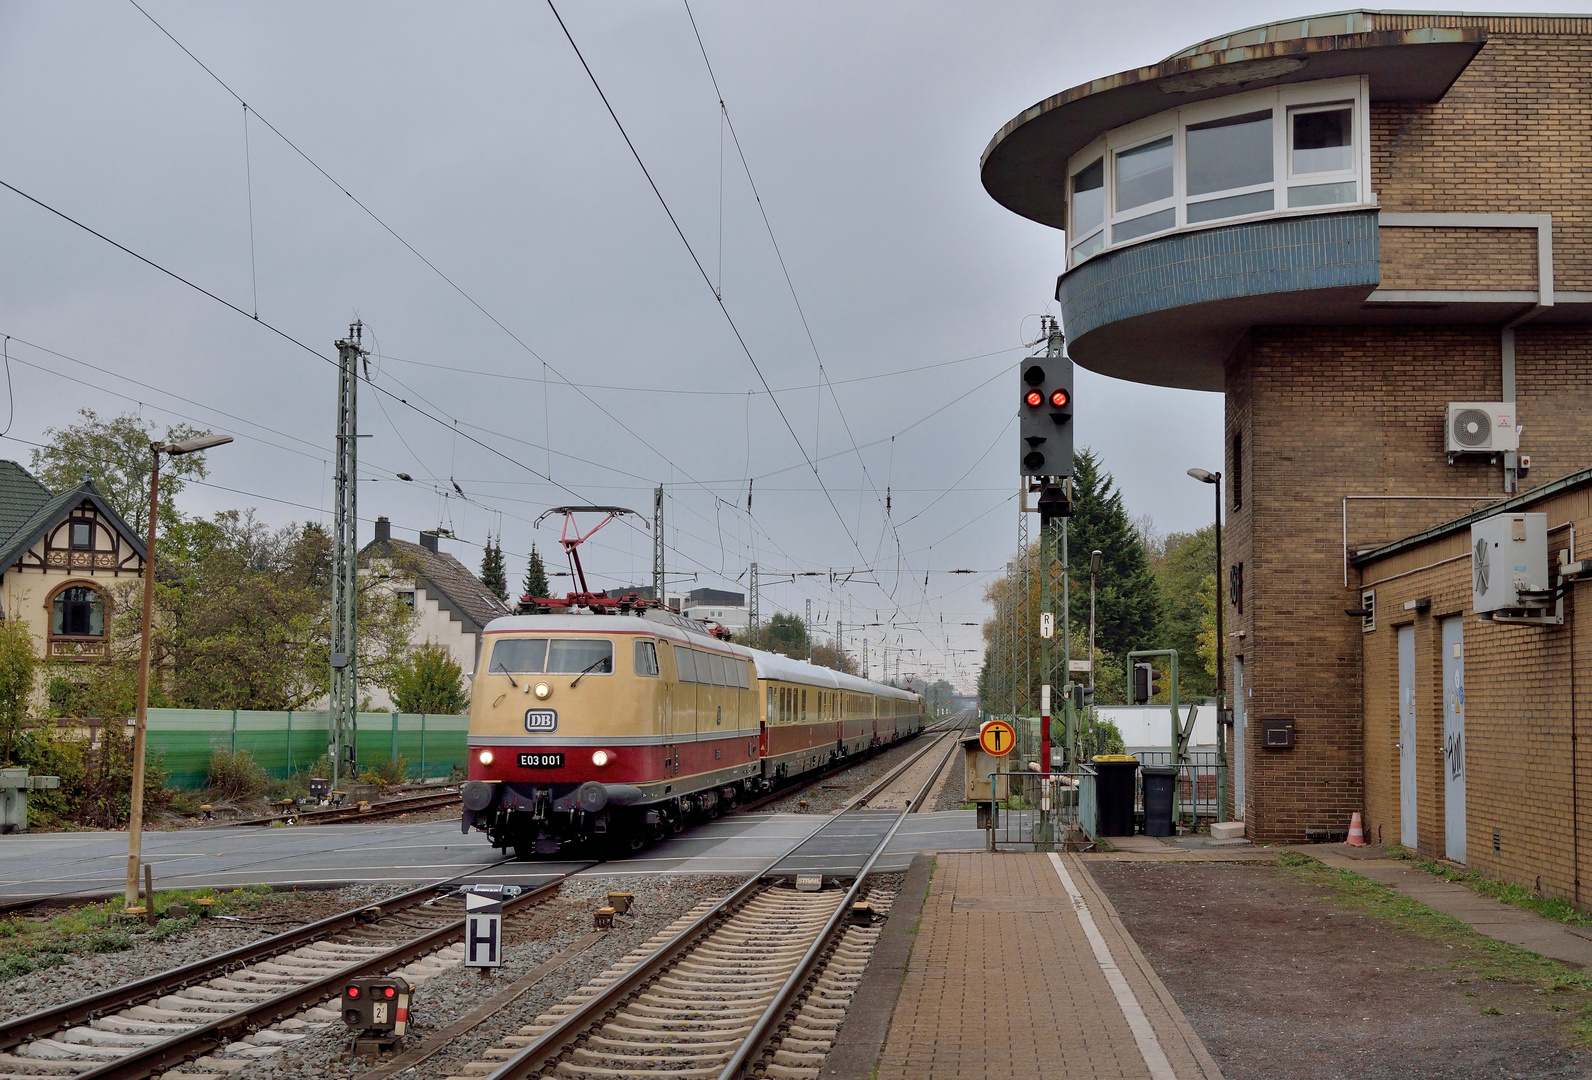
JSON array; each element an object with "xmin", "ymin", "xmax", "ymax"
[
  {"xmin": 0, "ymin": 860, "xmax": 592, "ymax": 1080},
  {"xmin": 476, "ymin": 710, "xmax": 968, "ymax": 1080}
]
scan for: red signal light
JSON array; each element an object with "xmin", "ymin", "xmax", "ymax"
[
  {"xmin": 346, "ymin": 986, "xmax": 360, "ymax": 998},
  {"xmin": 383, "ymin": 986, "xmax": 396, "ymax": 999},
  {"xmin": 1024, "ymin": 389, "xmax": 1044, "ymax": 408},
  {"xmin": 1050, "ymin": 389, "xmax": 1069, "ymax": 408}
]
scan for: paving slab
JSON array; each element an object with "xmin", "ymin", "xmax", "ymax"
[
  {"xmin": 869, "ymin": 851, "xmax": 1222, "ymax": 1080},
  {"xmin": 1301, "ymin": 845, "xmax": 1592, "ymax": 969}
]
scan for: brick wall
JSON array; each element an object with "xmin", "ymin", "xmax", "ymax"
[
  {"xmin": 1226, "ymin": 324, "xmax": 1592, "ymax": 841},
  {"xmin": 1357, "ymin": 486, "xmax": 1592, "ymax": 909},
  {"xmin": 1371, "ymin": 20, "xmax": 1592, "ymax": 291},
  {"xmin": 1379, "ymin": 228, "xmax": 1537, "ymax": 293}
]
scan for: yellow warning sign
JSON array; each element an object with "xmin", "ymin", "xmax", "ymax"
[{"xmin": 979, "ymin": 719, "xmax": 1016, "ymax": 757}]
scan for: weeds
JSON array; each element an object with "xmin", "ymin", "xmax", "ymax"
[
  {"xmin": 1388, "ymin": 848, "xmax": 1592, "ymax": 927},
  {"xmin": 0, "ymin": 884, "xmax": 274, "ymax": 984},
  {"xmin": 1280, "ymin": 851, "xmax": 1592, "ymax": 1043},
  {"xmin": 359, "ymin": 755, "xmax": 411, "ymax": 787}
]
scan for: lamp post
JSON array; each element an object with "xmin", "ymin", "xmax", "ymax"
[
  {"xmin": 1187, "ymin": 468, "xmax": 1225, "ymax": 817},
  {"xmin": 126, "ymin": 434, "xmax": 233, "ymax": 909}
]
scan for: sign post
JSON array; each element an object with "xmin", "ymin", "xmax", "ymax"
[{"xmin": 464, "ymin": 887, "xmax": 511, "ymax": 972}]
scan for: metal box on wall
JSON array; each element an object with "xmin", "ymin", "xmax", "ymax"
[{"xmin": 1471, "ymin": 512, "xmax": 1549, "ymax": 614}]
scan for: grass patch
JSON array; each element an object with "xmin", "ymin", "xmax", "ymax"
[
  {"xmin": 1387, "ymin": 848, "xmax": 1592, "ymax": 927},
  {"xmin": 1279, "ymin": 851, "xmax": 1592, "ymax": 1040},
  {"xmin": 0, "ymin": 884, "xmax": 274, "ymax": 985}
]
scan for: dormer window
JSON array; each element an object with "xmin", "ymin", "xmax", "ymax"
[{"xmin": 70, "ymin": 519, "xmax": 93, "ymax": 550}]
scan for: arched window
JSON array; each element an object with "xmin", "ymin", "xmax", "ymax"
[{"xmin": 52, "ymin": 586, "xmax": 105, "ymax": 638}]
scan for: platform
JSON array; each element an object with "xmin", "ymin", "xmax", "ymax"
[{"xmin": 833, "ymin": 851, "xmax": 1223, "ymax": 1080}]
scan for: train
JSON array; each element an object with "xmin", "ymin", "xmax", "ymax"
[{"xmin": 458, "ymin": 606, "xmax": 923, "ymax": 857}]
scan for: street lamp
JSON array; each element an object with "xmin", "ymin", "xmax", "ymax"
[
  {"xmin": 126, "ymin": 433, "xmax": 233, "ymax": 909},
  {"xmin": 1186, "ymin": 468, "xmax": 1224, "ymax": 744}
]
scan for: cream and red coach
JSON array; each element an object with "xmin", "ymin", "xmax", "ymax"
[{"xmin": 460, "ymin": 608, "xmax": 922, "ymax": 856}]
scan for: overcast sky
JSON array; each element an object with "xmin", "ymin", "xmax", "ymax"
[{"xmin": 1, "ymin": 1, "xmax": 1580, "ymax": 691}]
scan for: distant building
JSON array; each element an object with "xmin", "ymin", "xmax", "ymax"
[
  {"xmin": 0, "ymin": 460, "xmax": 145, "ymax": 664},
  {"xmin": 360, "ymin": 517, "xmax": 510, "ymax": 708},
  {"xmin": 606, "ymin": 585, "xmax": 750, "ymax": 631}
]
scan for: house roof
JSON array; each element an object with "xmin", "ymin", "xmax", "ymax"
[
  {"xmin": 0, "ymin": 463, "xmax": 147, "ymax": 573},
  {"xmin": 360, "ymin": 536, "xmax": 510, "ymax": 635}
]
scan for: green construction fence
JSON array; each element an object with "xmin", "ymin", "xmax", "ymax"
[{"xmin": 145, "ymin": 709, "xmax": 470, "ymax": 790}]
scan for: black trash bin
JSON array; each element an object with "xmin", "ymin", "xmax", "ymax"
[
  {"xmin": 1093, "ymin": 756, "xmax": 1139, "ymax": 837},
  {"xmin": 1141, "ymin": 765, "xmax": 1179, "ymax": 837}
]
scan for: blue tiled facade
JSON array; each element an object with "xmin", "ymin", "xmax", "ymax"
[{"xmin": 1057, "ymin": 210, "xmax": 1380, "ymax": 342}]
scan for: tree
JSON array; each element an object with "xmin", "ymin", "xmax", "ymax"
[
  {"xmin": 522, "ymin": 544, "xmax": 550, "ymax": 601},
  {"xmin": 921, "ymin": 679, "xmax": 955, "ymax": 716},
  {"xmin": 102, "ymin": 511, "xmax": 413, "ymax": 711},
  {"xmin": 1063, "ymin": 448, "xmax": 1162, "ymax": 658},
  {"xmin": 0, "ymin": 618, "xmax": 38, "ymax": 766},
  {"xmin": 389, "ymin": 643, "xmax": 469, "ymax": 714},
  {"xmin": 761, "ymin": 612, "xmax": 810, "ymax": 658},
  {"xmin": 1151, "ymin": 526, "xmax": 1218, "ymax": 701},
  {"xmin": 480, "ymin": 537, "xmax": 508, "ymax": 603},
  {"xmin": 31, "ymin": 409, "xmax": 211, "ymax": 537}
]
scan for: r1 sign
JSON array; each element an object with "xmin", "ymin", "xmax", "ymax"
[{"xmin": 1039, "ymin": 612, "xmax": 1054, "ymax": 639}]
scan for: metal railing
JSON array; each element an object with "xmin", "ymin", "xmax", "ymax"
[
  {"xmin": 1134, "ymin": 752, "xmax": 1227, "ymax": 828},
  {"xmin": 984, "ymin": 766, "xmax": 1096, "ymax": 851}
]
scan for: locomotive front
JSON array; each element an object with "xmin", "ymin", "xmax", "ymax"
[{"xmin": 461, "ymin": 614, "xmax": 662, "ymax": 856}]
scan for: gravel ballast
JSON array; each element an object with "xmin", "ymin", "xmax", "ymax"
[
  {"xmin": 210, "ymin": 873, "xmax": 748, "ymax": 1080},
  {"xmin": 0, "ymin": 883, "xmax": 409, "ymax": 1022},
  {"xmin": 753, "ymin": 734, "xmax": 936, "ymax": 815}
]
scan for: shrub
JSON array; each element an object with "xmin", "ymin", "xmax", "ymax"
[
  {"xmin": 388, "ymin": 643, "xmax": 469, "ymax": 714},
  {"xmin": 359, "ymin": 755, "xmax": 411, "ymax": 787},
  {"xmin": 1093, "ymin": 719, "xmax": 1127, "ymax": 757},
  {"xmin": 207, "ymin": 749, "xmax": 269, "ymax": 801}
]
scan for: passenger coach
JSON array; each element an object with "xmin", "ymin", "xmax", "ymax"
[{"xmin": 460, "ymin": 608, "xmax": 922, "ymax": 856}]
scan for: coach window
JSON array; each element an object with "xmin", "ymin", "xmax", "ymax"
[{"xmin": 634, "ymin": 640, "xmax": 659, "ymax": 677}]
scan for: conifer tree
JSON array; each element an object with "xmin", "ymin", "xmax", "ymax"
[
  {"xmin": 522, "ymin": 544, "xmax": 551, "ymax": 601},
  {"xmin": 1061, "ymin": 447, "xmax": 1162, "ymax": 658},
  {"xmin": 479, "ymin": 536, "xmax": 508, "ymax": 603}
]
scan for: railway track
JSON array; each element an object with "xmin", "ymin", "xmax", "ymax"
[
  {"xmin": 226, "ymin": 788, "xmax": 463, "ymax": 828},
  {"xmin": 0, "ymin": 863, "xmax": 590, "ymax": 1080},
  {"xmin": 444, "ymin": 717, "xmax": 967, "ymax": 1080},
  {"xmin": 733, "ymin": 713, "xmax": 965, "ymax": 814}
]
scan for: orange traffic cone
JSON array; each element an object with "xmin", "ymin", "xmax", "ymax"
[{"xmin": 1347, "ymin": 811, "xmax": 1368, "ymax": 847}]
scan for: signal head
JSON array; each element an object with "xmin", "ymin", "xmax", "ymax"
[
  {"xmin": 1050, "ymin": 388, "xmax": 1069, "ymax": 408},
  {"xmin": 1024, "ymin": 389, "xmax": 1044, "ymax": 408},
  {"xmin": 1023, "ymin": 364, "xmax": 1045, "ymax": 386}
]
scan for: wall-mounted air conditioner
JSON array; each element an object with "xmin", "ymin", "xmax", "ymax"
[
  {"xmin": 1471, "ymin": 512, "xmax": 1549, "ymax": 615},
  {"xmin": 1446, "ymin": 402, "xmax": 1519, "ymax": 454}
]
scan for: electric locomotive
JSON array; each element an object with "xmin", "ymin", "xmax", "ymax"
[
  {"xmin": 459, "ymin": 606, "xmax": 922, "ymax": 857},
  {"xmin": 458, "ymin": 505, "xmax": 921, "ymax": 857}
]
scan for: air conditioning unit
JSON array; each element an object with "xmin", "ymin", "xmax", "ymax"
[
  {"xmin": 1471, "ymin": 512, "xmax": 1549, "ymax": 614},
  {"xmin": 1446, "ymin": 402, "xmax": 1519, "ymax": 453}
]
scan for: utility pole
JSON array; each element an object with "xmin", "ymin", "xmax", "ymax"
[
  {"xmin": 330, "ymin": 321, "xmax": 364, "ymax": 790},
  {"xmin": 748, "ymin": 561, "xmax": 759, "ymax": 642},
  {"xmin": 652, "ymin": 485, "xmax": 664, "ymax": 601}
]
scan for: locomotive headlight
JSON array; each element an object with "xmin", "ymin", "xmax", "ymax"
[
  {"xmin": 534, "ymin": 682, "xmax": 552, "ymax": 700},
  {"xmin": 478, "ymin": 750, "xmax": 494, "ymax": 766},
  {"xmin": 591, "ymin": 749, "xmax": 612, "ymax": 767}
]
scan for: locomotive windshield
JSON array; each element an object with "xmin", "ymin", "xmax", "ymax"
[{"xmin": 489, "ymin": 637, "xmax": 613, "ymax": 674}]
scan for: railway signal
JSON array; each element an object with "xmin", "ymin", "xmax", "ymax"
[
  {"xmin": 1018, "ymin": 357, "xmax": 1074, "ymax": 480},
  {"xmin": 1131, "ymin": 662, "xmax": 1162, "ymax": 705},
  {"xmin": 343, "ymin": 974, "xmax": 412, "ymax": 1052}
]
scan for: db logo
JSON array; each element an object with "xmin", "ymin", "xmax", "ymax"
[{"xmin": 524, "ymin": 709, "xmax": 557, "ymax": 732}]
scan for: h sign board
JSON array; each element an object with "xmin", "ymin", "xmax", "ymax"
[{"xmin": 465, "ymin": 891, "xmax": 502, "ymax": 967}]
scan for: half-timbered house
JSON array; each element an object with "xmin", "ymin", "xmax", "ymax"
[{"xmin": 0, "ymin": 461, "xmax": 146, "ymax": 662}]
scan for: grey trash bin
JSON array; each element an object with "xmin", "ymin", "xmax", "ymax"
[{"xmin": 1141, "ymin": 765, "xmax": 1179, "ymax": 837}]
